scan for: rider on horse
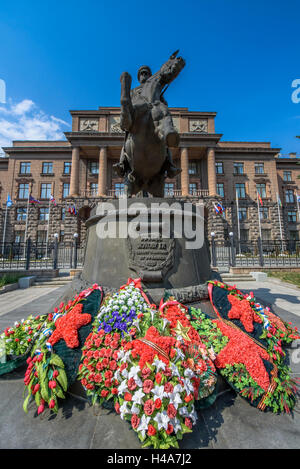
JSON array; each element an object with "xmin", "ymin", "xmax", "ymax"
[{"xmin": 114, "ymin": 62, "xmax": 182, "ymax": 180}]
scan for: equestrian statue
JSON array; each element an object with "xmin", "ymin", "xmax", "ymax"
[{"xmin": 113, "ymin": 50, "xmax": 186, "ymax": 197}]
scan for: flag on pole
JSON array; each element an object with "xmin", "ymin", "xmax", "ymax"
[
  {"xmin": 297, "ymin": 192, "xmax": 300, "ymax": 204},
  {"xmin": 257, "ymin": 191, "xmax": 263, "ymax": 206},
  {"xmin": 29, "ymin": 194, "xmax": 41, "ymax": 204},
  {"xmin": 213, "ymin": 202, "xmax": 225, "ymax": 215},
  {"xmin": 67, "ymin": 203, "xmax": 77, "ymax": 216},
  {"xmin": 6, "ymin": 194, "xmax": 13, "ymax": 207},
  {"xmin": 277, "ymin": 194, "xmax": 282, "ymax": 207},
  {"xmin": 50, "ymin": 194, "xmax": 56, "ymax": 206}
]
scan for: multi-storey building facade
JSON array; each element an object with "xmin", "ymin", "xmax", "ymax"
[{"xmin": 0, "ymin": 106, "xmax": 299, "ymax": 246}]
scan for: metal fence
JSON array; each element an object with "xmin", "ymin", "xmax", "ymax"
[
  {"xmin": 210, "ymin": 237, "xmax": 300, "ymax": 268},
  {"xmin": 0, "ymin": 237, "xmax": 299, "ymax": 271},
  {"xmin": 0, "ymin": 240, "xmax": 85, "ymax": 270}
]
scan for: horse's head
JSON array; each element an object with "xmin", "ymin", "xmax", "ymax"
[{"xmin": 160, "ymin": 50, "xmax": 186, "ymax": 83}]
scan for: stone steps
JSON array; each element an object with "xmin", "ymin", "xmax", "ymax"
[
  {"xmin": 33, "ymin": 276, "xmax": 74, "ymax": 287},
  {"xmin": 221, "ymin": 273, "xmax": 255, "ymax": 282}
]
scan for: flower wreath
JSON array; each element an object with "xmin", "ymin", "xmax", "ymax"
[
  {"xmin": 189, "ymin": 282, "xmax": 300, "ymax": 414},
  {"xmin": 78, "ymin": 280, "xmax": 218, "ymax": 449},
  {"xmin": 22, "ymin": 284, "xmax": 102, "ymax": 415}
]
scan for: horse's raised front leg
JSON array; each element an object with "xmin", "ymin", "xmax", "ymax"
[
  {"xmin": 120, "ymin": 72, "xmax": 133, "ymax": 131},
  {"xmin": 147, "ymin": 173, "xmax": 165, "ymax": 198}
]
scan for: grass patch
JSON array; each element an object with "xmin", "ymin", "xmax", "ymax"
[
  {"xmin": 267, "ymin": 271, "xmax": 300, "ymax": 288},
  {"xmin": 0, "ymin": 273, "xmax": 23, "ymax": 288}
]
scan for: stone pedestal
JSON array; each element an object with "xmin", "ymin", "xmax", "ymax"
[{"xmin": 81, "ymin": 198, "xmax": 212, "ymax": 297}]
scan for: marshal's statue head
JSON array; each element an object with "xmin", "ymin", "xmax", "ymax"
[{"xmin": 137, "ymin": 65, "xmax": 152, "ymax": 84}]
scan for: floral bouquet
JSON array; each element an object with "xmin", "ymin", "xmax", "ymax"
[
  {"xmin": 22, "ymin": 284, "xmax": 100, "ymax": 415},
  {"xmin": 0, "ymin": 314, "xmax": 48, "ymax": 358},
  {"xmin": 159, "ymin": 299, "xmax": 217, "ymax": 402},
  {"xmin": 78, "ymin": 280, "xmax": 218, "ymax": 448},
  {"xmin": 112, "ymin": 304, "xmax": 217, "ymax": 449},
  {"xmin": 78, "ymin": 279, "xmax": 152, "ymax": 405}
]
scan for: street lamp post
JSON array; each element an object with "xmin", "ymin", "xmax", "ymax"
[
  {"xmin": 53, "ymin": 233, "xmax": 59, "ymax": 270},
  {"xmin": 229, "ymin": 232, "xmax": 236, "ymax": 267},
  {"xmin": 210, "ymin": 232, "xmax": 216, "ymax": 267},
  {"xmin": 73, "ymin": 233, "xmax": 78, "ymax": 269}
]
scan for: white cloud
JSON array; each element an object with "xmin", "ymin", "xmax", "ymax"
[
  {"xmin": 12, "ymin": 99, "xmax": 35, "ymax": 115},
  {"xmin": 0, "ymin": 99, "xmax": 70, "ymax": 155}
]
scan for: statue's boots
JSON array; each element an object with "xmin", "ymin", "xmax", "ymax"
[
  {"xmin": 160, "ymin": 114, "xmax": 180, "ymax": 148},
  {"xmin": 166, "ymin": 164, "xmax": 181, "ymax": 178},
  {"xmin": 166, "ymin": 130, "xmax": 180, "ymax": 148},
  {"xmin": 164, "ymin": 148, "xmax": 182, "ymax": 178}
]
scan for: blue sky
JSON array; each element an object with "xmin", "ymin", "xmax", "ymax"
[{"xmin": 0, "ymin": 0, "xmax": 299, "ymax": 154}]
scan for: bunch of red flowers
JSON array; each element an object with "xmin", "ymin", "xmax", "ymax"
[
  {"xmin": 161, "ymin": 302, "xmax": 208, "ymax": 348},
  {"xmin": 23, "ymin": 351, "xmax": 67, "ymax": 414},
  {"xmin": 227, "ymin": 295, "xmax": 262, "ymax": 333},
  {"xmin": 48, "ymin": 303, "xmax": 92, "ymax": 349},
  {"xmin": 129, "ymin": 326, "xmax": 176, "ymax": 369},
  {"xmin": 213, "ymin": 319, "xmax": 271, "ymax": 392},
  {"xmin": 78, "ymin": 329, "xmax": 125, "ymax": 398}
]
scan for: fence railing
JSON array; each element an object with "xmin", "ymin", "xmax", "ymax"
[
  {"xmin": 0, "ymin": 238, "xmax": 299, "ymax": 272},
  {"xmin": 0, "ymin": 239, "xmax": 85, "ymax": 270},
  {"xmin": 210, "ymin": 238, "xmax": 300, "ymax": 268}
]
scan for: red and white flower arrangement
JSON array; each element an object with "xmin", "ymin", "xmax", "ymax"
[{"xmin": 78, "ymin": 283, "xmax": 217, "ymax": 449}]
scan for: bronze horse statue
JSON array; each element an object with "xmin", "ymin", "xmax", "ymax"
[{"xmin": 113, "ymin": 51, "xmax": 186, "ymax": 197}]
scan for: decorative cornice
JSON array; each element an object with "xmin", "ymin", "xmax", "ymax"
[
  {"xmin": 3, "ymin": 146, "xmax": 72, "ymax": 154},
  {"xmin": 216, "ymin": 147, "xmax": 281, "ymax": 154},
  {"xmin": 65, "ymin": 131, "xmax": 223, "ymax": 148},
  {"xmin": 69, "ymin": 107, "xmax": 217, "ymax": 117}
]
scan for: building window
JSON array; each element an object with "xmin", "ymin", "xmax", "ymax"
[
  {"xmin": 37, "ymin": 231, "xmax": 47, "ymax": 242},
  {"xmin": 63, "ymin": 183, "xmax": 70, "ymax": 198},
  {"xmin": 255, "ymin": 163, "xmax": 264, "ymax": 174},
  {"xmin": 216, "ymin": 183, "xmax": 224, "ymax": 198},
  {"xmin": 18, "ymin": 183, "xmax": 29, "ymax": 199},
  {"xmin": 42, "ymin": 162, "xmax": 53, "ymax": 174},
  {"xmin": 16, "ymin": 207, "xmax": 27, "ymax": 221},
  {"xmin": 64, "ymin": 162, "xmax": 72, "ymax": 174},
  {"xmin": 238, "ymin": 207, "xmax": 247, "ymax": 221},
  {"xmin": 88, "ymin": 160, "xmax": 99, "ymax": 174},
  {"xmin": 188, "ymin": 162, "xmax": 198, "ymax": 175},
  {"xmin": 39, "ymin": 207, "xmax": 49, "ymax": 221},
  {"xmin": 20, "ymin": 162, "xmax": 31, "ymax": 174},
  {"xmin": 240, "ymin": 229, "xmax": 249, "ymax": 241},
  {"xmin": 234, "ymin": 162, "xmax": 244, "ymax": 174},
  {"xmin": 164, "ymin": 183, "xmax": 174, "ymax": 196},
  {"xmin": 283, "ymin": 171, "xmax": 292, "ymax": 182},
  {"xmin": 14, "ymin": 231, "xmax": 25, "ymax": 243},
  {"xmin": 40, "ymin": 183, "xmax": 52, "ymax": 199},
  {"xmin": 289, "ymin": 231, "xmax": 299, "ymax": 241},
  {"xmin": 189, "ymin": 183, "xmax": 197, "ymax": 195},
  {"xmin": 285, "ymin": 189, "xmax": 294, "ymax": 203},
  {"xmin": 114, "ymin": 183, "xmax": 125, "ymax": 197},
  {"xmin": 61, "ymin": 207, "xmax": 65, "ymax": 221},
  {"xmin": 115, "ymin": 183, "xmax": 125, "ymax": 197},
  {"xmin": 215, "ymin": 162, "xmax": 223, "ymax": 174},
  {"xmin": 235, "ymin": 183, "xmax": 246, "ymax": 198},
  {"xmin": 288, "ymin": 211, "xmax": 297, "ymax": 223},
  {"xmin": 256, "ymin": 183, "xmax": 266, "ymax": 199},
  {"xmin": 90, "ymin": 183, "xmax": 98, "ymax": 195},
  {"xmin": 259, "ymin": 207, "xmax": 269, "ymax": 220},
  {"xmin": 262, "ymin": 229, "xmax": 272, "ymax": 241}
]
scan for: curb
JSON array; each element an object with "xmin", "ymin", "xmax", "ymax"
[{"xmin": 0, "ymin": 283, "xmax": 19, "ymax": 295}]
